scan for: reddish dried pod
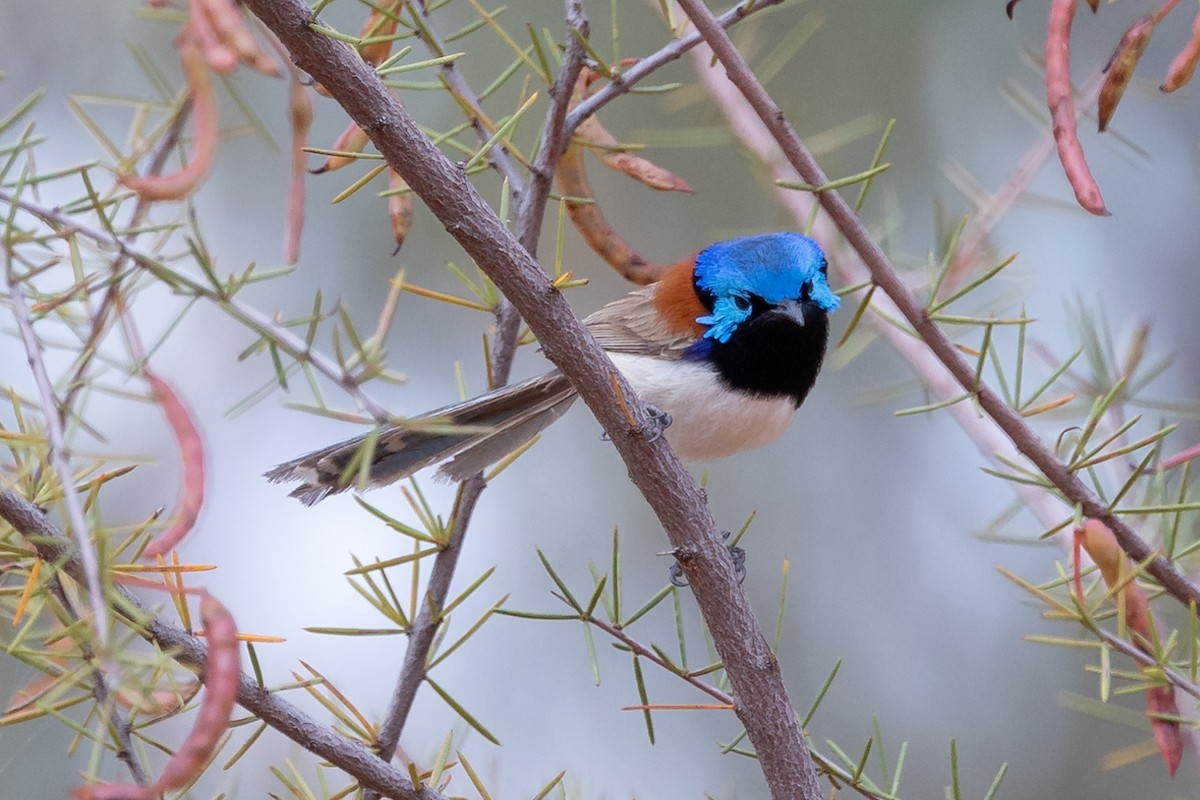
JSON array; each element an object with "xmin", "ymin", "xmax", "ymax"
[
  {"xmin": 575, "ymin": 115, "xmax": 693, "ymax": 193},
  {"xmin": 122, "ymin": 36, "xmax": 219, "ymax": 201},
  {"xmin": 1045, "ymin": 0, "xmax": 1108, "ymax": 214},
  {"xmin": 387, "ymin": 170, "xmax": 414, "ymax": 254},
  {"xmin": 1076, "ymin": 520, "xmax": 1182, "ymax": 777},
  {"xmin": 555, "ymin": 141, "xmax": 662, "ymax": 285},
  {"xmin": 142, "ymin": 370, "xmax": 206, "ymax": 559},
  {"xmin": 286, "ymin": 77, "xmax": 314, "ymax": 264},
  {"xmin": 1162, "ymin": 8, "xmax": 1200, "ymax": 91},
  {"xmin": 310, "ymin": 121, "xmax": 370, "ymax": 175},
  {"xmin": 359, "ymin": 1, "xmax": 406, "ymax": 67},
  {"xmin": 1098, "ymin": 15, "xmax": 1156, "ymax": 131},
  {"xmin": 154, "ymin": 593, "xmax": 240, "ymax": 791},
  {"xmin": 72, "ymin": 594, "xmax": 240, "ymax": 799},
  {"xmin": 192, "ymin": 0, "xmax": 279, "ymax": 75}
]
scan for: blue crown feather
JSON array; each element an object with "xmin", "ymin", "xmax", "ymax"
[{"xmin": 694, "ymin": 232, "xmax": 838, "ymax": 343}]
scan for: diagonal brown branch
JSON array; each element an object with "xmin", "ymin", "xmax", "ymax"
[
  {"xmin": 241, "ymin": 1, "xmax": 821, "ymax": 797},
  {"xmin": 673, "ymin": 0, "xmax": 1200, "ymax": 610}
]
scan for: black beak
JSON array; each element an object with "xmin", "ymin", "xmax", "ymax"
[{"xmin": 770, "ymin": 298, "xmax": 807, "ymax": 327}]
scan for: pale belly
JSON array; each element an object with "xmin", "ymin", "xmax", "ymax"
[{"xmin": 606, "ymin": 352, "xmax": 797, "ymax": 461}]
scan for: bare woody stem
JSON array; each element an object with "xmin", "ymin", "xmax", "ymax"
[
  {"xmin": 367, "ymin": 4, "xmax": 590, "ymax": 777},
  {"xmin": 672, "ymin": 0, "xmax": 1200, "ymax": 609},
  {"xmin": 562, "ymin": 0, "xmax": 783, "ymax": 136},
  {"xmin": 0, "ymin": 489, "xmax": 448, "ymax": 800},
  {"xmin": 242, "ymin": 1, "xmax": 822, "ymax": 797}
]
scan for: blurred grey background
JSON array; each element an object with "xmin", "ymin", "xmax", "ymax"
[{"xmin": 2, "ymin": 0, "xmax": 1199, "ymax": 797}]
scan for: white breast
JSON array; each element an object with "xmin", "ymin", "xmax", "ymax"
[{"xmin": 606, "ymin": 352, "xmax": 797, "ymax": 461}]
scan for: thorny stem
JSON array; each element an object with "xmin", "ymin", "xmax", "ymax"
[
  {"xmin": 243, "ymin": 1, "xmax": 818, "ymax": 798},
  {"xmin": 562, "ymin": 0, "xmax": 782, "ymax": 137},
  {"xmin": 44, "ymin": 575, "xmax": 151, "ymax": 787},
  {"xmin": 4, "ymin": 254, "xmax": 111, "ymax": 650},
  {"xmin": 580, "ymin": 613, "xmax": 904, "ymax": 800},
  {"xmin": 674, "ymin": 0, "xmax": 1200, "ymax": 610},
  {"xmin": 0, "ymin": 190, "xmax": 393, "ymax": 423},
  {"xmin": 367, "ymin": 2, "xmax": 589, "ymax": 785},
  {"xmin": 0, "ymin": 489, "xmax": 446, "ymax": 800},
  {"xmin": 59, "ymin": 100, "xmax": 192, "ymax": 417}
]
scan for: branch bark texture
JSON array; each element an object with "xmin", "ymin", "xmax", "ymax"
[{"xmin": 242, "ymin": 1, "xmax": 820, "ymax": 797}]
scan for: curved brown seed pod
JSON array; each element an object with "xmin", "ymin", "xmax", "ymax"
[
  {"xmin": 1098, "ymin": 16, "xmax": 1155, "ymax": 131},
  {"xmin": 310, "ymin": 121, "xmax": 370, "ymax": 175},
  {"xmin": 1162, "ymin": 7, "xmax": 1200, "ymax": 91},
  {"xmin": 574, "ymin": 115, "xmax": 693, "ymax": 193},
  {"xmin": 193, "ymin": 0, "xmax": 279, "ymax": 75},
  {"xmin": 142, "ymin": 370, "xmax": 206, "ymax": 559},
  {"xmin": 388, "ymin": 170, "xmax": 414, "ymax": 254},
  {"xmin": 1076, "ymin": 520, "xmax": 1182, "ymax": 777},
  {"xmin": 121, "ymin": 36, "xmax": 218, "ymax": 201},
  {"xmin": 72, "ymin": 593, "xmax": 240, "ymax": 800},
  {"xmin": 1045, "ymin": 0, "xmax": 1109, "ymax": 215},
  {"xmin": 358, "ymin": 1, "xmax": 405, "ymax": 67},
  {"xmin": 154, "ymin": 593, "xmax": 240, "ymax": 791},
  {"xmin": 555, "ymin": 140, "xmax": 664, "ymax": 285},
  {"xmin": 286, "ymin": 75, "xmax": 313, "ymax": 264}
]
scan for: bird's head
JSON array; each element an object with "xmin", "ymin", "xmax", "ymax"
[{"xmin": 692, "ymin": 232, "xmax": 839, "ymax": 343}]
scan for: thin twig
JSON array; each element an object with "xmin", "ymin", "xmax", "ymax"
[
  {"xmin": 44, "ymin": 575, "xmax": 151, "ymax": 787},
  {"xmin": 4, "ymin": 254, "xmax": 111, "ymax": 648},
  {"xmin": 242, "ymin": 4, "xmax": 816, "ymax": 799},
  {"xmin": 0, "ymin": 190, "xmax": 393, "ymax": 423},
  {"xmin": 674, "ymin": 0, "xmax": 1200, "ymax": 611},
  {"xmin": 367, "ymin": 3, "xmax": 589, "ymax": 784},
  {"xmin": 0, "ymin": 489, "xmax": 445, "ymax": 800},
  {"xmin": 563, "ymin": 0, "xmax": 782, "ymax": 136},
  {"xmin": 60, "ymin": 100, "xmax": 193, "ymax": 416}
]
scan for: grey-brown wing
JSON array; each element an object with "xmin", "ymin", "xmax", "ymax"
[{"xmin": 584, "ymin": 286, "xmax": 696, "ymax": 360}]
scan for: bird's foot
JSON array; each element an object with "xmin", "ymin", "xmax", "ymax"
[
  {"xmin": 667, "ymin": 530, "xmax": 746, "ymax": 587},
  {"xmin": 641, "ymin": 404, "xmax": 673, "ymax": 444},
  {"xmin": 600, "ymin": 403, "xmax": 672, "ymax": 443}
]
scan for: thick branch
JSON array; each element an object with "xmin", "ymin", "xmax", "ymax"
[
  {"xmin": 244, "ymin": 2, "xmax": 819, "ymax": 797},
  {"xmin": 674, "ymin": 0, "xmax": 1200, "ymax": 610}
]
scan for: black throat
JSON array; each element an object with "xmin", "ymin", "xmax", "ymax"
[{"xmin": 706, "ymin": 306, "xmax": 830, "ymax": 407}]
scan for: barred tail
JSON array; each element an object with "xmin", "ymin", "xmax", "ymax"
[{"xmin": 265, "ymin": 372, "xmax": 577, "ymax": 504}]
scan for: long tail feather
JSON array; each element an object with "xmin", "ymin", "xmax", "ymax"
[{"xmin": 265, "ymin": 372, "xmax": 576, "ymax": 504}]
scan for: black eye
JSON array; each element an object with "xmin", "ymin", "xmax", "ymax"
[{"xmin": 733, "ymin": 295, "xmax": 751, "ymax": 311}]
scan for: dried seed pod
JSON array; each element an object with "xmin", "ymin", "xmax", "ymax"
[
  {"xmin": 387, "ymin": 170, "xmax": 414, "ymax": 254},
  {"xmin": 121, "ymin": 36, "xmax": 218, "ymax": 201},
  {"xmin": 142, "ymin": 370, "xmax": 206, "ymax": 559},
  {"xmin": 192, "ymin": 0, "xmax": 279, "ymax": 75},
  {"xmin": 359, "ymin": 1, "xmax": 406, "ymax": 67},
  {"xmin": 1045, "ymin": 0, "xmax": 1108, "ymax": 214},
  {"xmin": 574, "ymin": 115, "xmax": 693, "ymax": 193},
  {"xmin": 154, "ymin": 593, "xmax": 240, "ymax": 791},
  {"xmin": 555, "ymin": 140, "xmax": 661, "ymax": 285},
  {"xmin": 286, "ymin": 76, "xmax": 313, "ymax": 264},
  {"xmin": 73, "ymin": 592, "xmax": 242, "ymax": 799},
  {"xmin": 310, "ymin": 121, "xmax": 370, "ymax": 175},
  {"xmin": 1076, "ymin": 520, "xmax": 1182, "ymax": 777},
  {"xmin": 1162, "ymin": 7, "xmax": 1200, "ymax": 91},
  {"xmin": 1098, "ymin": 15, "xmax": 1155, "ymax": 131}
]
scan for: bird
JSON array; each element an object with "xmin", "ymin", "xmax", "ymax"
[{"xmin": 266, "ymin": 231, "xmax": 840, "ymax": 505}]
